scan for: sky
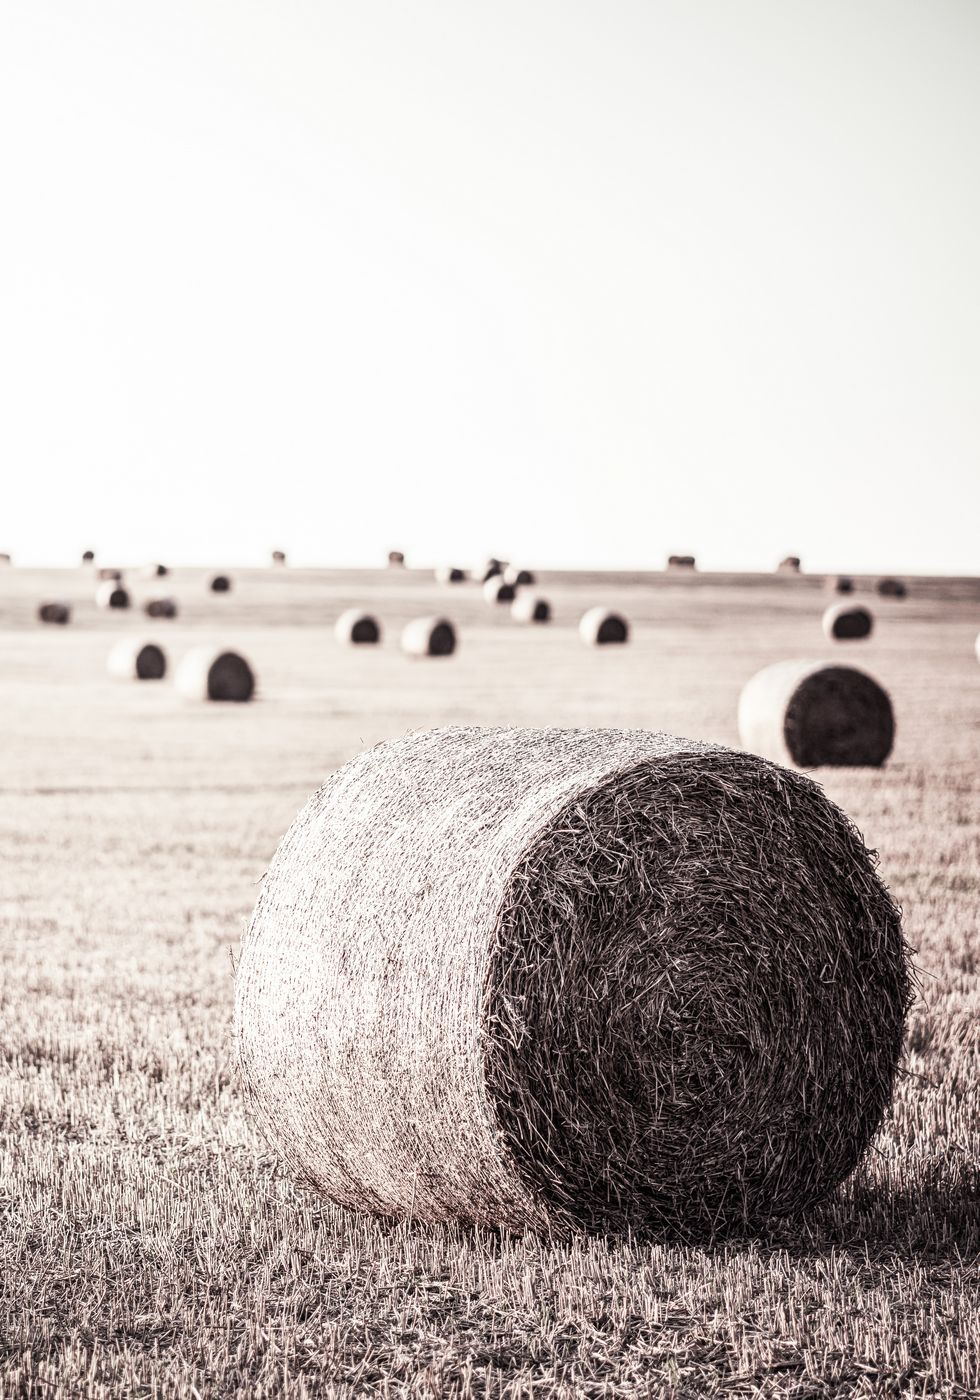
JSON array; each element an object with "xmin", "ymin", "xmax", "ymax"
[{"xmin": 1, "ymin": 0, "xmax": 978, "ymax": 573}]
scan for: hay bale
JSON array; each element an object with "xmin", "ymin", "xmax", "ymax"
[
  {"xmin": 335, "ymin": 610, "xmax": 381, "ymax": 645},
  {"xmin": 271, "ymin": 550, "xmax": 287, "ymax": 565},
  {"xmin": 387, "ymin": 551, "xmax": 405, "ymax": 568},
  {"xmin": 96, "ymin": 581, "xmax": 131, "ymax": 610},
  {"xmin": 0, "ymin": 553, "xmax": 11, "ymax": 565},
  {"xmin": 828, "ymin": 575, "xmax": 855, "ymax": 594},
  {"xmin": 739, "ymin": 660, "xmax": 894, "ymax": 768},
  {"xmin": 144, "ymin": 563, "xmax": 169, "ymax": 578},
  {"xmin": 777, "ymin": 556, "xmax": 802, "ymax": 573},
  {"xmin": 107, "ymin": 639, "xmax": 167, "ymax": 681},
  {"xmin": 823, "ymin": 603, "xmax": 873, "ymax": 641},
  {"xmin": 401, "ymin": 617, "xmax": 456, "ymax": 657},
  {"xmin": 144, "ymin": 597, "xmax": 178, "ymax": 619},
  {"xmin": 511, "ymin": 593, "xmax": 552, "ymax": 624},
  {"xmin": 209, "ymin": 574, "xmax": 232, "ymax": 593},
  {"xmin": 667, "ymin": 554, "xmax": 696, "ymax": 570},
  {"xmin": 236, "ymin": 725, "xmax": 910, "ymax": 1235},
  {"xmin": 876, "ymin": 577, "xmax": 907, "ymax": 599},
  {"xmin": 435, "ymin": 565, "xmax": 467, "ymax": 584},
  {"xmin": 483, "ymin": 578, "xmax": 517, "ymax": 605},
  {"xmin": 481, "ymin": 559, "xmax": 505, "ymax": 583},
  {"xmin": 98, "ymin": 567, "xmax": 124, "ymax": 582},
  {"xmin": 81, "ymin": 550, "xmax": 95, "ymax": 564},
  {"xmin": 579, "ymin": 607, "xmax": 629, "ymax": 645},
  {"xmin": 504, "ymin": 567, "xmax": 535, "ymax": 587},
  {"xmin": 38, "ymin": 602, "xmax": 71, "ymax": 625},
  {"xmin": 175, "ymin": 646, "xmax": 255, "ymax": 702}
]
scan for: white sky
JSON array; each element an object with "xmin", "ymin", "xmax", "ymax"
[{"xmin": 1, "ymin": 1, "xmax": 978, "ymax": 572}]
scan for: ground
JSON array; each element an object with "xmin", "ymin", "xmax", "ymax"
[{"xmin": 0, "ymin": 564, "xmax": 977, "ymax": 1399}]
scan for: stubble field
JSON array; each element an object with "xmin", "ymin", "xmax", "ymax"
[{"xmin": 1, "ymin": 565, "xmax": 978, "ymax": 1398}]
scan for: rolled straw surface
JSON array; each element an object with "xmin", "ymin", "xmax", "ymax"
[
  {"xmin": 107, "ymin": 639, "xmax": 167, "ymax": 680},
  {"xmin": 739, "ymin": 660, "xmax": 894, "ymax": 768},
  {"xmin": 237, "ymin": 725, "xmax": 909, "ymax": 1236},
  {"xmin": 401, "ymin": 617, "xmax": 456, "ymax": 657}
]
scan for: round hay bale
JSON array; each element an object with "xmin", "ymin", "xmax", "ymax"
[
  {"xmin": 823, "ymin": 603, "xmax": 873, "ymax": 642},
  {"xmin": 777, "ymin": 555, "xmax": 802, "ymax": 574},
  {"xmin": 144, "ymin": 597, "xmax": 178, "ymax": 619},
  {"xmin": 511, "ymin": 593, "xmax": 552, "ymax": 624},
  {"xmin": 143, "ymin": 563, "xmax": 169, "ymax": 578},
  {"xmin": 387, "ymin": 551, "xmax": 405, "ymax": 568},
  {"xmin": 504, "ymin": 567, "xmax": 535, "ymax": 587},
  {"xmin": 271, "ymin": 550, "xmax": 287, "ymax": 566},
  {"xmin": 107, "ymin": 639, "xmax": 167, "ymax": 681},
  {"xmin": 96, "ymin": 582, "xmax": 131, "ymax": 610},
  {"xmin": 435, "ymin": 565, "xmax": 467, "ymax": 584},
  {"xmin": 876, "ymin": 577, "xmax": 907, "ymax": 599},
  {"xmin": 481, "ymin": 560, "xmax": 505, "ymax": 583},
  {"xmin": 828, "ymin": 575, "xmax": 855, "ymax": 594},
  {"xmin": 335, "ymin": 610, "xmax": 381, "ymax": 645},
  {"xmin": 667, "ymin": 554, "xmax": 696, "ymax": 570},
  {"xmin": 401, "ymin": 617, "xmax": 456, "ymax": 657},
  {"xmin": 209, "ymin": 574, "xmax": 232, "ymax": 593},
  {"xmin": 175, "ymin": 646, "xmax": 255, "ymax": 702},
  {"xmin": 38, "ymin": 602, "xmax": 71, "ymax": 625},
  {"xmin": 0, "ymin": 553, "xmax": 11, "ymax": 565},
  {"xmin": 98, "ymin": 567, "xmax": 124, "ymax": 582},
  {"xmin": 81, "ymin": 550, "xmax": 95, "ymax": 564},
  {"xmin": 738, "ymin": 660, "xmax": 894, "ymax": 768},
  {"xmin": 236, "ymin": 725, "xmax": 910, "ymax": 1235},
  {"xmin": 483, "ymin": 578, "xmax": 517, "ymax": 605},
  {"xmin": 579, "ymin": 607, "xmax": 629, "ymax": 645}
]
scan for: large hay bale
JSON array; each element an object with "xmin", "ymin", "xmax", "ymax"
[
  {"xmin": 209, "ymin": 574, "xmax": 232, "ymax": 593},
  {"xmin": 483, "ymin": 578, "xmax": 517, "ymax": 605},
  {"xmin": 504, "ymin": 566, "xmax": 536, "ymax": 587},
  {"xmin": 435, "ymin": 565, "xmax": 467, "ymax": 584},
  {"xmin": 823, "ymin": 603, "xmax": 873, "ymax": 641},
  {"xmin": 667, "ymin": 554, "xmax": 696, "ymax": 569},
  {"xmin": 335, "ymin": 610, "xmax": 381, "ymax": 645},
  {"xmin": 144, "ymin": 597, "xmax": 178, "ymax": 619},
  {"xmin": 739, "ymin": 660, "xmax": 894, "ymax": 768},
  {"xmin": 876, "ymin": 577, "xmax": 907, "ymax": 599},
  {"xmin": 580, "ymin": 607, "xmax": 629, "ymax": 645},
  {"xmin": 236, "ymin": 725, "xmax": 910, "ymax": 1235},
  {"xmin": 401, "ymin": 617, "xmax": 456, "ymax": 657},
  {"xmin": 511, "ymin": 593, "xmax": 552, "ymax": 623},
  {"xmin": 175, "ymin": 646, "xmax": 255, "ymax": 702},
  {"xmin": 96, "ymin": 581, "xmax": 131, "ymax": 610},
  {"xmin": 107, "ymin": 639, "xmax": 167, "ymax": 681},
  {"xmin": 38, "ymin": 602, "xmax": 71, "ymax": 625},
  {"xmin": 777, "ymin": 555, "xmax": 802, "ymax": 574}
]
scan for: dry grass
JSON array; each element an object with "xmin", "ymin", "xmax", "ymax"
[{"xmin": 0, "ymin": 567, "xmax": 978, "ymax": 1396}]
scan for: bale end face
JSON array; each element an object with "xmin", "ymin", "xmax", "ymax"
[
  {"xmin": 144, "ymin": 598, "xmax": 178, "ymax": 619},
  {"xmin": 38, "ymin": 602, "xmax": 71, "ymax": 625},
  {"xmin": 209, "ymin": 575, "xmax": 232, "ymax": 593},
  {"xmin": 96, "ymin": 583, "xmax": 131, "ymax": 610},
  {"xmin": 484, "ymin": 579, "xmax": 517, "ymax": 604},
  {"xmin": 335, "ymin": 610, "xmax": 382, "ymax": 645},
  {"xmin": 823, "ymin": 604, "xmax": 873, "ymax": 642},
  {"xmin": 175, "ymin": 647, "xmax": 255, "ymax": 702},
  {"xmin": 512, "ymin": 594, "xmax": 552, "ymax": 624},
  {"xmin": 401, "ymin": 617, "xmax": 456, "ymax": 657},
  {"xmin": 876, "ymin": 578, "xmax": 907, "ymax": 599},
  {"xmin": 739, "ymin": 660, "xmax": 894, "ymax": 768},
  {"xmin": 107, "ymin": 639, "xmax": 167, "ymax": 680},
  {"xmin": 580, "ymin": 607, "xmax": 629, "ymax": 645}
]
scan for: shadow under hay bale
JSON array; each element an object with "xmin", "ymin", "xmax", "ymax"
[
  {"xmin": 823, "ymin": 603, "xmax": 873, "ymax": 641},
  {"xmin": 877, "ymin": 577, "xmax": 908, "ymax": 599},
  {"xmin": 208, "ymin": 574, "xmax": 232, "ymax": 593},
  {"xmin": 38, "ymin": 602, "xmax": 71, "ymax": 625},
  {"xmin": 505, "ymin": 567, "xmax": 535, "ymax": 587},
  {"xmin": 144, "ymin": 597, "xmax": 178, "ymax": 619},
  {"xmin": 483, "ymin": 578, "xmax": 517, "ymax": 605},
  {"xmin": 739, "ymin": 660, "xmax": 894, "ymax": 768},
  {"xmin": 236, "ymin": 725, "xmax": 911, "ymax": 1236},
  {"xmin": 777, "ymin": 556, "xmax": 802, "ymax": 573},
  {"xmin": 401, "ymin": 617, "xmax": 456, "ymax": 657},
  {"xmin": 435, "ymin": 565, "xmax": 467, "ymax": 584},
  {"xmin": 175, "ymin": 646, "xmax": 255, "ymax": 702},
  {"xmin": 107, "ymin": 639, "xmax": 167, "ymax": 681},
  {"xmin": 511, "ymin": 593, "xmax": 552, "ymax": 623},
  {"xmin": 667, "ymin": 554, "xmax": 696, "ymax": 570},
  {"xmin": 335, "ymin": 610, "xmax": 381, "ymax": 645},
  {"xmin": 96, "ymin": 582, "xmax": 131, "ymax": 610},
  {"xmin": 580, "ymin": 607, "xmax": 629, "ymax": 645}
]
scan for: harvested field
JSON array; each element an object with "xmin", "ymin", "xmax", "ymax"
[{"xmin": 0, "ymin": 565, "xmax": 978, "ymax": 1397}]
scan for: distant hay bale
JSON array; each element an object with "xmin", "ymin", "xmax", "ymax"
[
  {"xmin": 823, "ymin": 603, "xmax": 873, "ymax": 642},
  {"xmin": 504, "ymin": 567, "xmax": 536, "ymax": 587},
  {"xmin": 96, "ymin": 582, "xmax": 131, "ymax": 610},
  {"xmin": 0, "ymin": 553, "xmax": 11, "ymax": 565},
  {"xmin": 38, "ymin": 602, "xmax": 71, "ymax": 625},
  {"xmin": 667, "ymin": 554, "xmax": 696, "ymax": 570},
  {"xmin": 739, "ymin": 660, "xmax": 895, "ymax": 768},
  {"xmin": 777, "ymin": 556, "xmax": 802, "ymax": 573},
  {"xmin": 236, "ymin": 725, "xmax": 911, "ymax": 1235},
  {"xmin": 335, "ymin": 610, "xmax": 381, "ymax": 645},
  {"xmin": 483, "ymin": 578, "xmax": 517, "ymax": 604},
  {"xmin": 481, "ymin": 559, "xmax": 505, "ymax": 583},
  {"xmin": 579, "ymin": 607, "xmax": 629, "ymax": 645},
  {"xmin": 435, "ymin": 565, "xmax": 467, "ymax": 584},
  {"xmin": 107, "ymin": 639, "xmax": 167, "ymax": 681},
  {"xmin": 271, "ymin": 550, "xmax": 287, "ymax": 565},
  {"xmin": 387, "ymin": 551, "xmax": 405, "ymax": 568},
  {"xmin": 81, "ymin": 550, "xmax": 95, "ymax": 564},
  {"xmin": 829, "ymin": 576, "xmax": 855, "ymax": 594},
  {"xmin": 98, "ymin": 567, "xmax": 124, "ymax": 582},
  {"xmin": 511, "ymin": 593, "xmax": 552, "ymax": 623},
  {"xmin": 175, "ymin": 646, "xmax": 255, "ymax": 702},
  {"xmin": 401, "ymin": 617, "xmax": 456, "ymax": 657},
  {"xmin": 144, "ymin": 597, "xmax": 178, "ymax": 619},
  {"xmin": 143, "ymin": 563, "xmax": 169, "ymax": 578},
  {"xmin": 876, "ymin": 578, "xmax": 907, "ymax": 599},
  {"xmin": 208, "ymin": 574, "xmax": 232, "ymax": 593}
]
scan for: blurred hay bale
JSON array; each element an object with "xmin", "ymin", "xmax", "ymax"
[
  {"xmin": 38, "ymin": 602, "xmax": 71, "ymax": 625},
  {"xmin": 823, "ymin": 603, "xmax": 873, "ymax": 641},
  {"xmin": 876, "ymin": 578, "xmax": 907, "ymax": 599},
  {"xmin": 107, "ymin": 639, "xmax": 167, "ymax": 681},
  {"xmin": 387, "ymin": 551, "xmax": 405, "ymax": 568},
  {"xmin": 481, "ymin": 559, "xmax": 505, "ymax": 583},
  {"xmin": 777, "ymin": 556, "xmax": 802, "ymax": 573},
  {"xmin": 739, "ymin": 660, "xmax": 894, "ymax": 767},
  {"xmin": 144, "ymin": 597, "xmax": 178, "ymax": 619},
  {"xmin": 335, "ymin": 610, "xmax": 382, "ymax": 645},
  {"xmin": 504, "ymin": 567, "xmax": 535, "ymax": 586},
  {"xmin": 236, "ymin": 725, "xmax": 911, "ymax": 1235},
  {"xmin": 208, "ymin": 574, "xmax": 232, "ymax": 593},
  {"xmin": 271, "ymin": 550, "xmax": 287, "ymax": 565},
  {"xmin": 511, "ymin": 594, "xmax": 551, "ymax": 623},
  {"xmin": 401, "ymin": 617, "xmax": 456, "ymax": 657},
  {"xmin": 175, "ymin": 646, "xmax": 255, "ymax": 702},
  {"xmin": 143, "ymin": 563, "xmax": 169, "ymax": 578},
  {"xmin": 828, "ymin": 575, "xmax": 855, "ymax": 594},
  {"xmin": 81, "ymin": 550, "xmax": 95, "ymax": 564},
  {"xmin": 579, "ymin": 607, "xmax": 629, "ymax": 645},
  {"xmin": 435, "ymin": 565, "xmax": 467, "ymax": 584},
  {"xmin": 483, "ymin": 578, "xmax": 517, "ymax": 604},
  {"xmin": 0, "ymin": 553, "xmax": 11, "ymax": 565},
  {"xmin": 667, "ymin": 554, "xmax": 696, "ymax": 570},
  {"xmin": 98, "ymin": 568, "xmax": 124, "ymax": 582},
  {"xmin": 96, "ymin": 582, "xmax": 131, "ymax": 610}
]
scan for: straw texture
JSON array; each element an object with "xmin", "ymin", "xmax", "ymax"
[
  {"xmin": 237, "ymin": 725, "xmax": 909, "ymax": 1236},
  {"xmin": 401, "ymin": 617, "xmax": 456, "ymax": 657},
  {"xmin": 107, "ymin": 639, "xmax": 167, "ymax": 681},
  {"xmin": 335, "ymin": 610, "xmax": 381, "ymax": 645},
  {"xmin": 823, "ymin": 604, "xmax": 873, "ymax": 641},
  {"xmin": 739, "ymin": 660, "xmax": 895, "ymax": 768},
  {"xmin": 580, "ymin": 608, "xmax": 629, "ymax": 645},
  {"xmin": 175, "ymin": 647, "xmax": 255, "ymax": 702}
]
